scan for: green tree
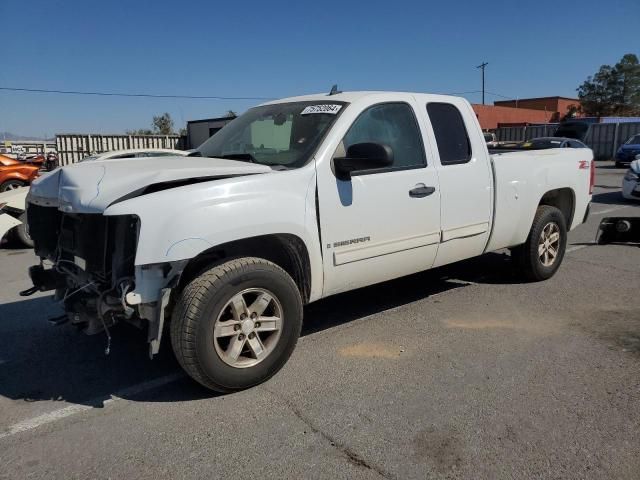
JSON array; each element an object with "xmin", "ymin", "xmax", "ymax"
[
  {"xmin": 125, "ymin": 128, "xmax": 154, "ymax": 135},
  {"xmin": 561, "ymin": 104, "xmax": 580, "ymax": 122},
  {"xmin": 152, "ymin": 112, "xmax": 175, "ymax": 135},
  {"xmin": 225, "ymin": 110, "xmax": 238, "ymax": 118},
  {"xmin": 126, "ymin": 113, "xmax": 180, "ymax": 135},
  {"xmin": 578, "ymin": 53, "xmax": 640, "ymax": 116}
]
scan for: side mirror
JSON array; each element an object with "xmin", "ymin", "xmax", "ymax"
[{"xmin": 334, "ymin": 142, "xmax": 394, "ymax": 180}]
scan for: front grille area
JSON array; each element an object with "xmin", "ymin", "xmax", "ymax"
[
  {"xmin": 59, "ymin": 214, "xmax": 109, "ymax": 274},
  {"xmin": 27, "ymin": 204, "xmax": 61, "ymax": 259},
  {"xmin": 27, "ymin": 203, "xmax": 139, "ymax": 283}
]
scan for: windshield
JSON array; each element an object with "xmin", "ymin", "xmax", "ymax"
[
  {"xmin": 196, "ymin": 101, "xmax": 347, "ymax": 168},
  {"xmin": 626, "ymin": 135, "xmax": 640, "ymax": 145}
]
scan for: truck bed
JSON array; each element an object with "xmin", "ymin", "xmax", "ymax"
[{"xmin": 485, "ymin": 148, "xmax": 592, "ymax": 252}]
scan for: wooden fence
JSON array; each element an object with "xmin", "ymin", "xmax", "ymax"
[{"xmin": 55, "ymin": 134, "xmax": 185, "ymax": 165}]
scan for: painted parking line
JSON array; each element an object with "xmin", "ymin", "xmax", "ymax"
[
  {"xmin": 591, "ymin": 205, "xmax": 633, "ymax": 216},
  {"xmin": 0, "ymin": 373, "xmax": 184, "ymax": 440}
]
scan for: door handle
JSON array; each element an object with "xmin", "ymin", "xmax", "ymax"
[{"xmin": 409, "ymin": 185, "xmax": 436, "ymax": 198}]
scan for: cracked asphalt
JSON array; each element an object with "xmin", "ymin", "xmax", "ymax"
[{"xmin": 0, "ymin": 163, "xmax": 639, "ymax": 479}]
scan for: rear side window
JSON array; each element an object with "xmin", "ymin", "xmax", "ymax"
[{"xmin": 427, "ymin": 103, "xmax": 472, "ymax": 165}]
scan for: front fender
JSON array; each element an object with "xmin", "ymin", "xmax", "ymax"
[{"xmin": 104, "ymin": 166, "xmax": 323, "ymax": 298}]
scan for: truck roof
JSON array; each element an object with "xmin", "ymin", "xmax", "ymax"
[{"xmin": 260, "ymin": 91, "xmax": 467, "ymax": 106}]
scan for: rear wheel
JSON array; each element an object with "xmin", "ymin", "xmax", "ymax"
[
  {"xmin": 0, "ymin": 180, "xmax": 26, "ymax": 192},
  {"xmin": 512, "ymin": 205, "xmax": 567, "ymax": 281},
  {"xmin": 170, "ymin": 257, "xmax": 303, "ymax": 392}
]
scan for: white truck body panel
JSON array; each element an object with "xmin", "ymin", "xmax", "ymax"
[
  {"xmin": 487, "ymin": 148, "xmax": 592, "ymax": 251},
  {"xmin": 24, "ymin": 91, "xmax": 593, "ymax": 352}
]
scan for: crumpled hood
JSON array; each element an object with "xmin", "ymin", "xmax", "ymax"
[
  {"xmin": 630, "ymin": 159, "xmax": 640, "ymax": 175},
  {"xmin": 27, "ymin": 156, "xmax": 272, "ymax": 213}
]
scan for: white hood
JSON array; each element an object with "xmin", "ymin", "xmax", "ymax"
[{"xmin": 27, "ymin": 156, "xmax": 272, "ymax": 213}]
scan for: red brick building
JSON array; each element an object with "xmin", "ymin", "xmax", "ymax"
[
  {"xmin": 494, "ymin": 96, "xmax": 579, "ymax": 116},
  {"xmin": 472, "ymin": 104, "xmax": 553, "ymax": 130},
  {"xmin": 472, "ymin": 96, "xmax": 581, "ymax": 130}
]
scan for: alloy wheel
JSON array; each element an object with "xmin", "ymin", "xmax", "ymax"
[{"xmin": 213, "ymin": 288, "xmax": 283, "ymax": 368}]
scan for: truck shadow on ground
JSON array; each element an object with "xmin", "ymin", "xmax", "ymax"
[{"xmin": 0, "ymin": 253, "xmax": 519, "ymax": 407}]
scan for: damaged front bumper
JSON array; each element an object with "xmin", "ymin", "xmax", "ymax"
[{"xmin": 25, "ymin": 203, "xmax": 186, "ymax": 357}]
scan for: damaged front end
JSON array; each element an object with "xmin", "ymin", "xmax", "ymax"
[
  {"xmin": 22, "ymin": 155, "xmax": 272, "ymax": 357},
  {"xmin": 24, "ymin": 203, "xmax": 182, "ymax": 356}
]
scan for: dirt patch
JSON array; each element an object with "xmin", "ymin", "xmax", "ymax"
[
  {"xmin": 444, "ymin": 318, "xmax": 518, "ymax": 330},
  {"xmin": 443, "ymin": 315, "xmax": 556, "ymax": 335}
]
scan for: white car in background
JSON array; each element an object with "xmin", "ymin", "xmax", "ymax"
[
  {"xmin": 0, "ymin": 187, "xmax": 32, "ymax": 246},
  {"xmin": 622, "ymin": 156, "xmax": 640, "ymax": 201},
  {"xmin": 80, "ymin": 148, "xmax": 189, "ymax": 162},
  {"xmin": 1, "ymin": 149, "xmax": 189, "ymax": 247}
]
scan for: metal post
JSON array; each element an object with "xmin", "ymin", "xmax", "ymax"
[
  {"xmin": 612, "ymin": 123, "xmax": 619, "ymax": 160},
  {"xmin": 476, "ymin": 62, "xmax": 488, "ymax": 105}
]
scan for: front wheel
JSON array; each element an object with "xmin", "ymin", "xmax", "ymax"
[
  {"xmin": 512, "ymin": 205, "xmax": 567, "ymax": 281},
  {"xmin": 170, "ymin": 257, "xmax": 303, "ymax": 393}
]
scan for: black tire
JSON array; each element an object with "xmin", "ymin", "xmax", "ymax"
[
  {"xmin": 0, "ymin": 180, "xmax": 26, "ymax": 192},
  {"xmin": 170, "ymin": 257, "xmax": 303, "ymax": 393},
  {"xmin": 11, "ymin": 213, "xmax": 34, "ymax": 248},
  {"xmin": 511, "ymin": 205, "xmax": 567, "ymax": 282}
]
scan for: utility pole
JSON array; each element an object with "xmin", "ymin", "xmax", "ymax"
[{"xmin": 476, "ymin": 62, "xmax": 488, "ymax": 105}]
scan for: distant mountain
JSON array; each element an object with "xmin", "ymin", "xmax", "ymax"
[{"xmin": 0, "ymin": 132, "xmax": 54, "ymax": 142}]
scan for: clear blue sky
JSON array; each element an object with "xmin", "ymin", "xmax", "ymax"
[{"xmin": 2, "ymin": 0, "xmax": 638, "ymax": 137}]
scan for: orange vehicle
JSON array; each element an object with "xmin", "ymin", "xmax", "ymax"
[{"xmin": 0, "ymin": 154, "xmax": 42, "ymax": 192}]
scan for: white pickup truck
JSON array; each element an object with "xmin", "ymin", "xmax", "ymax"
[{"xmin": 25, "ymin": 91, "xmax": 593, "ymax": 392}]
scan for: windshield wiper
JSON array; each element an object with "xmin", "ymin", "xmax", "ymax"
[{"xmin": 219, "ymin": 153, "xmax": 256, "ymax": 163}]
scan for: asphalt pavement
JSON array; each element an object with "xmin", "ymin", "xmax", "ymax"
[{"xmin": 0, "ymin": 162, "xmax": 638, "ymax": 479}]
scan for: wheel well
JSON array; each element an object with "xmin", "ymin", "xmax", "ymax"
[
  {"xmin": 176, "ymin": 234, "xmax": 312, "ymax": 303},
  {"xmin": 538, "ymin": 188, "xmax": 575, "ymax": 227}
]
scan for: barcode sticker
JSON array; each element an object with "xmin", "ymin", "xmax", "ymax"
[{"xmin": 301, "ymin": 104, "xmax": 342, "ymax": 115}]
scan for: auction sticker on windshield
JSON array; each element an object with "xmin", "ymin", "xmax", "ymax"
[{"xmin": 301, "ymin": 104, "xmax": 343, "ymax": 115}]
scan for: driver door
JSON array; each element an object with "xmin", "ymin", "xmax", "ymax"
[{"xmin": 316, "ymin": 101, "xmax": 441, "ymax": 297}]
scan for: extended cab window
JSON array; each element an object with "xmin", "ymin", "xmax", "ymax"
[
  {"xmin": 427, "ymin": 103, "xmax": 472, "ymax": 165},
  {"xmin": 344, "ymin": 103, "xmax": 425, "ymax": 169}
]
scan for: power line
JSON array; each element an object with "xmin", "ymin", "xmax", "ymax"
[
  {"xmin": 0, "ymin": 86, "xmax": 274, "ymax": 101},
  {"xmin": 1, "ymin": 85, "xmax": 517, "ymax": 103}
]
